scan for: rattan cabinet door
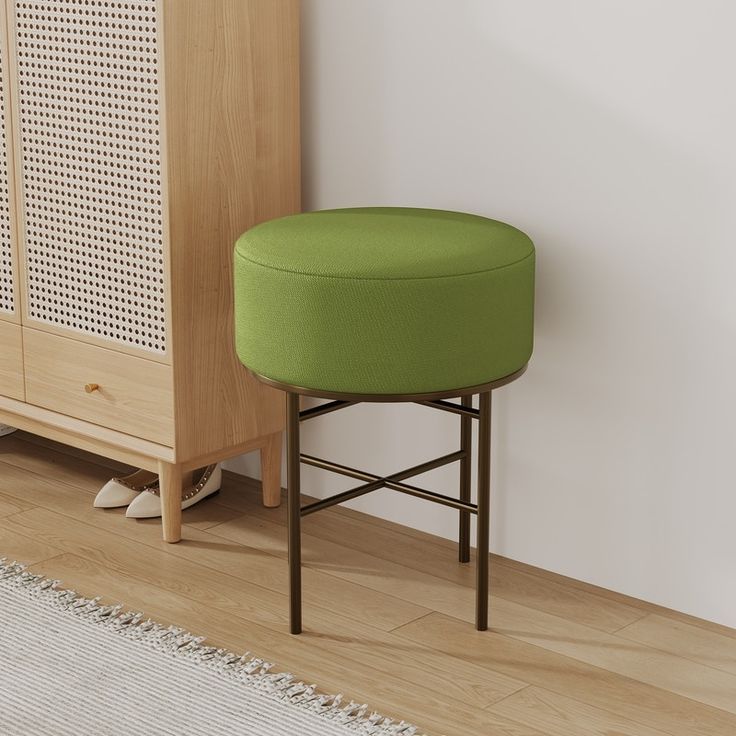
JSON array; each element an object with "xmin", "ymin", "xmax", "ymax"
[
  {"xmin": 0, "ymin": 8, "xmax": 17, "ymax": 324},
  {"xmin": 9, "ymin": 0, "xmax": 168, "ymax": 359}
]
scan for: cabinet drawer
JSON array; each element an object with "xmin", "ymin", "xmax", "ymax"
[
  {"xmin": 23, "ymin": 329, "xmax": 174, "ymax": 446},
  {"xmin": 0, "ymin": 321, "xmax": 24, "ymax": 400}
]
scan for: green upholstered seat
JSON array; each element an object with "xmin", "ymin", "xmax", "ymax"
[{"xmin": 234, "ymin": 208, "xmax": 535, "ymax": 396}]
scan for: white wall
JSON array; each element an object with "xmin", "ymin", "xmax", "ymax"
[{"xmin": 228, "ymin": 0, "xmax": 736, "ymax": 628}]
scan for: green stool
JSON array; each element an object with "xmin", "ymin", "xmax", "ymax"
[{"xmin": 234, "ymin": 208, "xmax": 535, "ymax": 634}]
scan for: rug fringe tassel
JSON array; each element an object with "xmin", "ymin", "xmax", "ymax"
[{"xmin": 0, "ymin": 558, "xmax": 420, "ymax": 735}]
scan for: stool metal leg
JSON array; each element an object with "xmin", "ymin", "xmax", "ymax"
[
  {"xmin": 276, "ymin": 377, "xmax": 513, "ymax": 632},
  {"xmin": 286, "ymin": 392, "xmax": 302, "ymax": 634},
  {"xmin": 476, "ymin": 390, "xmax": 492, "ymax": 631},
  {"xmin": 459, "ymin": 394, "xmax": 473, "ymax": 563}
]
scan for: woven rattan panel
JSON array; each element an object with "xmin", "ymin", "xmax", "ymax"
[
  {"xmin": 0, "ymin": 39, "xmax": 13, "ymax": 316},
  {"xmin": 14, "ymin": 0, "xmax": 166, "ymax": 353}
]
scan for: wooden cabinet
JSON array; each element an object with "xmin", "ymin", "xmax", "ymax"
[{"xmin": 0, "ymin": 0, "xmax": 299, "ymax": 541}]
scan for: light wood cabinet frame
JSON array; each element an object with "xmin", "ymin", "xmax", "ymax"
[{"xmin": 0, "ymin": 0, "xmax": 300, "ymax": 542}]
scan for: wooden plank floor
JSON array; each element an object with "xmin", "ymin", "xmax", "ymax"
[{"xmin": 1, "ymin": 432, "xmax": 735, "ymax": 736}]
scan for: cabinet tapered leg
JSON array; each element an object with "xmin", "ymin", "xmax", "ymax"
[
  {"xmin": 158, "ymin": 460, "xmax": 183, "ymax": 544},
  {"xmin": 260, "ymin": 431, "xmax": 283, "ymax": 508}
]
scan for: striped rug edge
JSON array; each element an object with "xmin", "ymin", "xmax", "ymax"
[{"xmin": 0, "ymin": 557, "xmax": 422, "ymax": 736}]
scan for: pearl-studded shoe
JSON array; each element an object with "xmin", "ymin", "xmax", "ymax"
[
  {"xmin": 125, "ymin": 464, "xmax": 221, "ymax": 519},
  {"xmin": 93, "ymin": 469, "xmax": 159, "ymax": 509}
]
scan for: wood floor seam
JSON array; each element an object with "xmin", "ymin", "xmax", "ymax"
[
  {"xmin": 610, "ymin": 611, "xmax": 651, "ymax": 634},
  {"xmin": 0, "ymin": 506, "xmax": 38, "ymax": 522},
  {"xmin": 498, "ymin": 559, "xmax": 736, "ymax": 642},
  {"xmin": 613, "ymin": 622, "xmax": 736, "ymax": 680},
  {"xmin": 0, "ymin": 460, "xmax": 97, "ymax": 496},
  {"xmin": 386, "ymin": 610, "xmax": 435, "ymax": 634},
  {"xmin": 480, "ymin": 683, "xmax": 533, "ymax": 709},
  {"xmin": 484, "ymin": 684, "xmax": 679, "ymax": 736}
]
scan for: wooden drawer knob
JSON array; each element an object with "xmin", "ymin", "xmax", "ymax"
[{"xmin": 84, "ymin": 383, "xmax": 100, "ymax": 393}]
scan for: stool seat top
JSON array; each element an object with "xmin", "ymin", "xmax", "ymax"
[
  {"xmin": 234, "ymin": 207, "xmax": 535, "ymax": 396},
  {"xmin": 235, "ymin": 208, "xmax": 534, "ymax": 281}
]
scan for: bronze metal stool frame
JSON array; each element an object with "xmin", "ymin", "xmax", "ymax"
[{"xmin": 255, "ymin": 366, "xmax": 527, "ymax": 635}]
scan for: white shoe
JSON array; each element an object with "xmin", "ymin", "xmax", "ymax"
[
  {"xmin": 125, "ymin": 464, "xmax": 221, "ymax": 519},
  {"xmin": 94, "ymin": 469, "xmax": 159, "ymax": 509}
]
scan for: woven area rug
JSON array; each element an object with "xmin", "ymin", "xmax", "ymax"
[{"xmin": 0, "ymin": 559, "xmax": 417, "ymax": 736}]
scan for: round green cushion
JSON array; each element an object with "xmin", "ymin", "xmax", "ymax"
[{"xmin": 234, "ymin": 208, "xmax": 535, "ymax": 395}]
